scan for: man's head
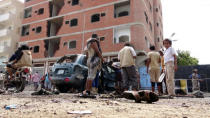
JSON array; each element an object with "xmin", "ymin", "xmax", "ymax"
[
  {"xmin": 20, "ymin": 45, "xmax": 30, "ymax": 50},
  {"xmin": 159, "ymin": 50, "xmax": 164, "ymax": 56},
  {"xmin": 91, "ymin": 34, "xmax": 99, "ymax": 40},
  {"xmin": 124, "ymin": 42, "xmax": 132, "ymax": 47},
  {"xmin": 149, "ymin": 45, "xmax": 155, "ymax": 51},
  {"xmin": 163, "ymin": 38, "xmax": 172, "ymax": 49},
  {"xmin": 193, "ymin": 69, "xmax": 198, "ymax": 73}
]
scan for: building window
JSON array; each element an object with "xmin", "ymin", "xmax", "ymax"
[
  {"xmin": 157, "ymin": 37, "xmax": 160, "ymax": 42},
  {"xmin": 100, "ymin": 37, "xmax": 105, "ymax": 41},
  {"xmin": 114, "ymin": 1, "xmax": 130, "ymax": 18},
  {"xmin": 149, "ymin": 2, "xmax": 152, "ymax": 12},
  {"xmin": 149, "ymin": 22, "xmax": 152, "ymax": 32},
  {"xmin": 91, "ymin": 14, "xmax": 100, "ymax": 23},
  {"xmin": 101, "ymin": 13, "xmax": 106, "ymax": 17},
  {"xmin": 72, "ymin": 0, "xmax": 79, "ymax": 6},
  {"xmin": 38, "ymin": 8, "xmax": 44, "ymax": 15},
  {"xmin": 145, "ymin": 36, "xmax": 150, "ymax": 48},
  {"xmin": 69, "ymin": 41, "xmax": 76, "ymax": 49},
  {"xmin": 144, "ymin": 12, "xmax": 148, "ymax": 24},
  {"xmin": 119, "ymin": 35, "xmax": 129, "ymax": 43},
  {"xmin": 65, "ymin": 21, "xmax": 70, "ymax": 24},
  {"xmin": 70, "ymin": 18, "xmax": 78, "ymax": 27},
  {"xmin": 36, "ymin": 26, "xmax": 42, "ymax": 33},
  {"xmin": 24, "ymin": 8, "xmax": 32, "ymax": 18},
  {"xmin": 33, "ymin": 46, "xmax": 39, "ymax": 53},
  {"xmin": 114, "ymin": 26, "xmax": 130, "ymax": 44},
  {"xmin": 21, "ymin": 25, "xmax": 30, "ymax": 36},
  {"xmin": 25, "ymin": 0, "xmax": 31, "ymax": 2},
  {"xmin": 157, "ymin": 22, "xmax": 159, "ymax": 27},
  {"xmin": 63, "ymin": 42, "xmax": 67, "ymax": 47},
  {"xmin": 156, "ymin": 8, "xmax": 159, "ymax": 12}
]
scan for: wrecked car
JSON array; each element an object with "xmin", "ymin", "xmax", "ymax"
[{"xmin": 51, "ymin": 54, "xmax": 88, "ymax": 92}]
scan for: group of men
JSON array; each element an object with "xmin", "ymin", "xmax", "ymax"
[{"xmin": 81, "ymin": 34, "xmax": 178, "ymax": 97}]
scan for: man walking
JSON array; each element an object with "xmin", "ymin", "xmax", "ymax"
[
  {"xmin": 147, "ymin": 46, "xmax": 161, "ymax": 95},
  {"xmin": 118, "ymin": 43, "xmax": 138, "ymax": 91}
]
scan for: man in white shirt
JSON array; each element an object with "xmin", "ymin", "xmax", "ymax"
[
  {"xmin": 163, "ymin": 39, "xmax": 177, "ymax": 97},
  {"xmin": 118, "ymin": 43, "xmax": 138, "ymax": 91}
]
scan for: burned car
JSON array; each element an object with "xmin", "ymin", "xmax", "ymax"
[{"xmin": 51, "ymin": 54, "xmax": 88, "ymax": 92}]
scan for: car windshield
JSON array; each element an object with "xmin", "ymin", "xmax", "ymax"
[{"xmin": 55, "ymin": 68, "xmax": 69, "ymax": 75}]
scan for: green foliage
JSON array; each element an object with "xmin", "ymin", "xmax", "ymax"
[{"xmin": 177, "ymin": 50, "xmax": 199, "ymax": 66}]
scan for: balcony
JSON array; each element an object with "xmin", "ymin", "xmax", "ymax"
[
  {"xmin": 0, "ymin": 29, "xmax": 10, "ymax": 38},
  {"xmin": 0, "ymin": 1, "xmax": 13, "ymax": 12},
  {"xmin": 0, "ymin": 13, "xmax": 11, "ymax": 25}
]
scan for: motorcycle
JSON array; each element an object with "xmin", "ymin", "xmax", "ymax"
[{"xmin": 2, "ymin": 63, "xmax": 31, "ymax": 92}]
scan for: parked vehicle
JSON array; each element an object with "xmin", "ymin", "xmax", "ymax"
[{"xmin": 51, "ymin": 54, "xmax": 88, "ymax": 92}]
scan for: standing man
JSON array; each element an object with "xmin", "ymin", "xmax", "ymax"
[
  {"xmin": 31, "ymin": 72, "xmax": 41, "ymax": 91},
  {"xmin": 189, "ymin": 69, "xmax": 201, "ymax": 92},
  {"xmin": 82, "ymin": 34, "xmax": 103, "ymax": 96},
  {"xmin": 147, "ymin": 46, "xmax": 161, "ymax": 95},
  {"xmin": 118, "ymin": 43, "xmax": 138, "ymax": 91},
  {"xmin": 163, "ymin": 39, "xmax": 177, "ymax": 97}
]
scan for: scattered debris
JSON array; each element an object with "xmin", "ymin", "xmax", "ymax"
[
  {"xmin": 4, "ymin": 104, "xmax": 17, "ymax": 110},
  {"xmin": 181, "ymin": 103, "xmax": 190, "ymax": 108},
  {"xmin": 51, "ymin": 99, "xmax": 60, "ymax": 103},
  {"xmin": 67, "ymin": 110, "xmax": 92, "ymax": 115}
]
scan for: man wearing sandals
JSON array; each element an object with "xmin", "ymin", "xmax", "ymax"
[
  {"xmin": 118, "ymin": 43, "xmax": 138, "ymax": 91},
  {"xmin": 82, "ymin": 34, "xmax": 104, "ymax": 96},
  {"xmin": 163, "ymin": 39, "xmax": 177, "ymax": 97}
]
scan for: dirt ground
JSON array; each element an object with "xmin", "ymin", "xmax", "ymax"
[{"xmin": 0, "ymin": 91, "xmax": 210, "ymax": 118}]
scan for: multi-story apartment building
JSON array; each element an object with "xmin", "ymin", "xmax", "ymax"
[
  {"xmin": 0, "ymin": 0, "xmax": 23, "ymax": 71},
  {"xmin": 20, "ymin": 0, "xmax": 163, "ymax": 72}
]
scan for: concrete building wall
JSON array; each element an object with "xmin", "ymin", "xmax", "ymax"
[{"xmin": 20, "ymin": 0, "xmax": 163, "ymax": 66}]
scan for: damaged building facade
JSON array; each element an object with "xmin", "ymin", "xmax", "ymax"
[{"xmin": 20, "ymin": 0, "xmax": 163, "ymax": 73}]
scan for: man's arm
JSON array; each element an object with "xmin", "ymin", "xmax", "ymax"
[
  {"xmin": 91, "ymin": 42, "xmax": 104, "ymax": 62},
  {"xmin": 130, "ymin": 47, "xmax": 136, "ymax": 59},
  {"xmin": 173, "ymin": 54, "xmax": 178, "ymax": 71},
  {"xmin": 146, "ymin": 58, "xmax": 151, "ymax": 73}
]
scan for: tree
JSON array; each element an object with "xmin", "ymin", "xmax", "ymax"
[{"xmin": 177, "ymin": 50, "xmax": 199, "ymax": 66}]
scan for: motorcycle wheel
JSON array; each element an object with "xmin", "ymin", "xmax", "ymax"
[{"xmin": 15, "ymin": 76, "xmax": 26, "ymax": 92}]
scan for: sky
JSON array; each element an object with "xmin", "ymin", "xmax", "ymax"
[
  {"xmin": 162, "ymin": 0, "xmax": 210, "ymax": 65},
  {"xmin": 17, "ymin": 0, "xmax": 210, "ymax": 64}
]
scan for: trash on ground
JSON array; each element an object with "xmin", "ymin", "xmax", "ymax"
[
  {"xmin": 67, "ymin": 110, "xmax": 92, "ymax": 115},
  {"xmin": 4, "ymin": 104, "xmax": 17, "ymax": 110}
]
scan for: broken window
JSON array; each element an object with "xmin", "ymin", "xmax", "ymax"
[
  {"xmin": 69, "ymin": 41, "xmax": 76, "ymax": 49},
  {"xmin": 36, "ymin": 26, "xmax": 42, "ymax": 33},
  {"xmin": 70, "ymin": 18, "xmax": 78, "ymax": 27},
  {"xmin": 44, "ymin": 38, "xmax": 60, "ymax": 57},
  {"xmin": 24, "ymin": 8, "xmax": 32, "ymax": 18},
  {"xmin": 91, "ymin": 14, "xmax": 100, "ymax": 23},
  {"xmin": 114, "ymin": 1, "xmax": 130, "ymax": 18},
  {"xmin": 72, "ymin": 0, "xmax": 79, "ymax": 6},
  {"xmin": 21, "ymin": 25, "xmax": 30, "ymax": 36},
  {"xmin": 38, "ymin": 8, "xmax": 44, "ymax": 15},
  {"xmin": 33, "ymin": 46, "xmax": 40, "ymax": 53},
  {"xmin": 157, "ymin": 22, "xmax": 159, "ymax": 27},
  {"xmin": 114, "ymin": 26, "xmax": 130, "ymax": 44}
]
